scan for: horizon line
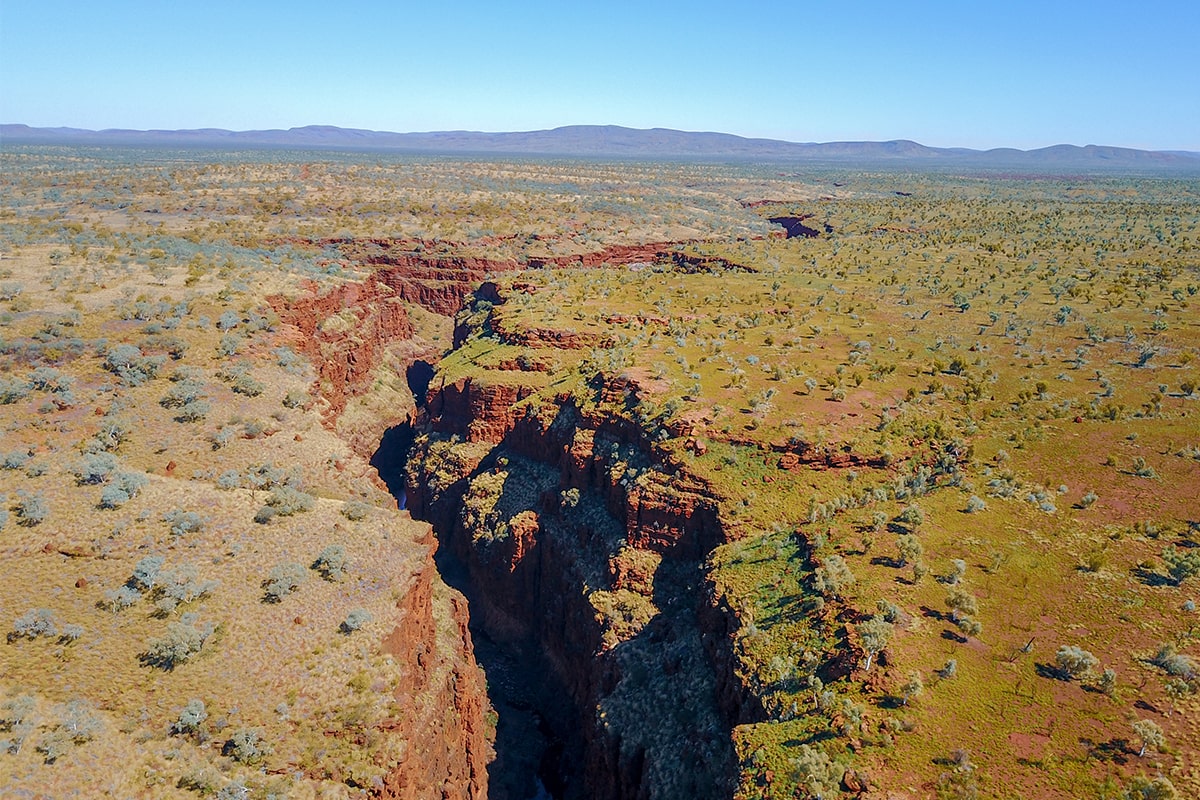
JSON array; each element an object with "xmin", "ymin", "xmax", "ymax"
[{"xmin": 3, "ymin": 122, "xmax": 1198, "ymax": 157}]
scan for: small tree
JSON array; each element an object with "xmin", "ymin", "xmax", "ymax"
[
  {"xmin": 876, "ymin": 598, "xmax": 902, "ymax": 623},
  {"xmin": 104, "ymin": 344, "xmax": 163, "ymax": 386},
  {"xmin": 131, "ymin": 555, "xmax": 165, "ymax": 592},
  {"xmin": 896, "ymin": 534, "xmax": 923, "ymax": 567},
  {"xmin": 222, "ymin": 728, "xmax": 271, "ymax": 765},
  {"xmin": 11, "ymin": 608, "xmax": 58, "ymax": 641},
  {"xmin": 0, "ymin": 694, "xmax": 37, "ymax": 754},
  {"xmin": 789, "ymin": 744, "xmax": 839, "ymax": 800},
  {"xmin": 941, "ymin": 558, "xmax": 967, "ymax": 585},
  {"xmin": 857, "ymin": 615, "xmax": 893, "ymax": 671},
  {"xmin": 1055, "ymin": 645, "xmax": 1099, "ymax": 681},
  {"xmin": 814, "ymin": 554, "xmax": 856, "ymax": 598},
  {"xmin": 955, "ymin": 616, "xmax": 983, "ymax": 640},
  {"xmin": 36, "ymin": 699, "xmax": 101, "ymax": 763},
  {"xmin": 1132, "ymin": 718, "xmax": 1164, "ymax": 757},
  {"xmin": 900, "ymin": 671, "xmax": 924, "ymax": 705},
  {"xmin": 898, "ymin": 504, "xmax": 925, "ymax": 527},
  {"xmin": 945, "ymin": 587, "xmax": 978, "ymax": 622}
]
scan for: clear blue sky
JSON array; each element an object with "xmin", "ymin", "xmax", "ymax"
[{"xmin": 2, "ymin": 0, "xmax": 1197, "ymax": 150}]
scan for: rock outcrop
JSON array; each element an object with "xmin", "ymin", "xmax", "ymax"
[{"xmin": 271, "ymin": 238, "xmax": 756, "ymax": 432}]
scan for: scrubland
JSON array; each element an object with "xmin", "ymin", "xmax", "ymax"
[{"xmin": 1, "ymin": 145, "xmax": 1198, "ymax": 799}]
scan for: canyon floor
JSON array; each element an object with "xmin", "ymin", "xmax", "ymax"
[{"xmin": 1, "ymin": 147, "xmax": 1197, "ymax": 799}]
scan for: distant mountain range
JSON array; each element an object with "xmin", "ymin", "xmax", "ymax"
[{"xmin": 3, "ymin": 124, "xmax": 1198, "ymax": 168}]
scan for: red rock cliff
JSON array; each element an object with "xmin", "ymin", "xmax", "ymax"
[
  {"xmin": 407, "ymin": 367, "xmax": 745, "ymax": 799},
  {"xmin": 379, "ymin": 532, "xmax": 492, "ymax": 799}
]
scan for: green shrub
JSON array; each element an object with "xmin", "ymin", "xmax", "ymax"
[
  {"xmin": 0, "ymin": 694, "xmax": 36, "ymax": 754},
  {"xmin": 814, "ymin": 555, "xmax": 856, "ymax": 598},
  {"xmin": 172, "ymin": 699, "xmax": 207, "ymax": 737},
  {"xmin": 177, "ymin": 767, "xmax": 221, "ymax": 794},
  {"xmin": 142, "ymin": 616, "xmax": 213, "ymax": 670},
  {"xmin": 282, "ymin": 388, "xmax": 309, "ymax": 408},
  {"xmin": 87, "ymin": 418, "xmax": 132, "ymax": 452},
  {"xmin": 312, "ymin": 545, "xmax": 347, "ymax": 580},
  {"xmin": 263, "ymin": 562, "xmax": 306, "ymax": 602},
  {"xmin": 10, "ymin": 608, "xmax": 58, "ymax": 641},
  {"xmin": 265, "ymin": 485, "xmax": 315, "ymax": 516},
  {"xmin": 36, "ymin": 699, "xmax": 101, "ymax": 763},
  {"xmin": 176, "ymin": 399, "xmax": 211, "ymax": 422},
  {"xmin": 1055, "ymin": 645, "xmax": 1099, "ymax": 680},
  {"xmin": 73, "ymin": 453, "xmax": 117, "ymax": 485},
  {"xmin": 14, "ymin": 491, "xmax": 48, "ymax": 526},
  {"xmin": 103, "ymin": 343, "xmax": 164, "ymax": 386},
  {"xmin": 1131, "ymin": 457, "xmax": 1158, "ymax": 479},
  {"xmin": 222, "ymin": 728, "xmax": 271, "ymax": 765},
  {"xmin": 0, "ymin": 376, "xmax": 29, "ymax": 404},
  {"xmin": 154, "ymin": 563, "xmax": 218, "ymax": 613},
  {"xmin": 159, "ymin": 379, "xmax": 205, "ymax": 409},
  {"xmin": 231, "ymin": 373, "xmax": 264, "ymax": 397},
  {"xmin": 340, "ymin": 609, "xmax": 372, "ymax": 634},
  {"xmin": 1162, "ymin": 546, "xmax": 1200, "ymax": 586},
  {"xmin": 1122, "ymin": 775, "xmax": 1178, "ymax": 799},
  {"xmin": 217, "ymin": 334, "xmax": 242, "ymax": 356},
  {"xmin": 103, "ymin": 585, "xmax": 141, "ymax": 612},
  {"xmin": 340, "ymin": 499, "xmax": 370, "ymax": 521},
  {"xmin": 163, "ymin": 509, "xmax": 205, "ymax": 536},
  {"xmin": 788, "ymin": 744, "xmax": 839, "ymax": 799},
  {"xmin": 2, "ymin": 450, "xmax": 30, "ymax": 470},
  {"xmin": 1149, "ymin": 643, "xmax": 1197, "ymax": 678}
]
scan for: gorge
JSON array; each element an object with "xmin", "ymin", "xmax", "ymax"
[{"xmin": 276, "ymin": 238, "xmax": 769, "ymax": 799}]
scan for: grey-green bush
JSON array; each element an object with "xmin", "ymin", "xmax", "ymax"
[{"xmin": 263, "ymin": 562, "xmax": 306, "ymax": 602}]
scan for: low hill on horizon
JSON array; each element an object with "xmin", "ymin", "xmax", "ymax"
[{"xmin": 3, "ymin": 123, "xmax": 1198, "ymax": 168}]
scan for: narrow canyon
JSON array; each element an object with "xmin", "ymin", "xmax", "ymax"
[{"xmin": 272, "ymin": 239, "xmax": 766, "ymax": 799}]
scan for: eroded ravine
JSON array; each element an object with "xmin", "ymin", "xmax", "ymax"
[{"xmin": 278, "ymin": 239, "xmax": 756, "ymax": 799}]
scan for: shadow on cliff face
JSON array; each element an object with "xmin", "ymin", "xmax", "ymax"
[
  {"xmin": 368, "ymin": 360, "xmax": 436, "ymax": 510},
  {"xmin": 370, "ymin": 422, "xmax": 414, "ymax": 510},
  {"xmin": 407, "ymin": 359, "xmax": 435, "ymax": 408}
]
